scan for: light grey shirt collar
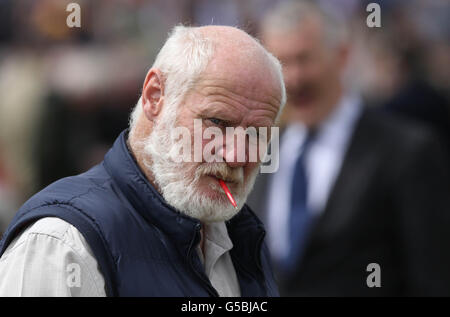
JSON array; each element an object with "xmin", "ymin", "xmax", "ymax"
[{"xmin": 196, "ymin": 221, "xmax": 241, "ymax": 297}]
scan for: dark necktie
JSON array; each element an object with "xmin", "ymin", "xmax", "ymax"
[{"xmin": 279, "ymin": 131, "xmax": 315, "ymax": 274}]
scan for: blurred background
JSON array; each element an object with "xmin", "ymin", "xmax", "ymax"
[{"xmin": 0, "ymin": 0, "xmax": 448, "ymax": 235}]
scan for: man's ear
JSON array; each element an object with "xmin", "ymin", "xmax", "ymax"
[{"xmin": 142, "ymin": 68, "xmax": 165, "ymax": 121}]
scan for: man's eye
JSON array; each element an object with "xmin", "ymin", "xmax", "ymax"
[{"xmin": 208, "ymin": 118, "xmax": 226, "ymax": 126}]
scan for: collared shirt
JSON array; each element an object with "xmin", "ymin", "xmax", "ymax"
[
  {"xmin": 0, "ymin": 217, "xmax": 240, "ymax": 297},
  {"xmin": 267, "ymin": 94, "xmax": 363, "ymax": 261},
  {"xmin": 196, "ymin": 221, "xmax": 241, "ymax": 297},
  {"xmin": 0, "ymin": 217, "xmax": 105, "ymax": 296}
]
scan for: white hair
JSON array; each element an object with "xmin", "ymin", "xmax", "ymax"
[
  {"xmin": 129, "ymin": 24, "xmax": 286, "ymax": 137},
  {"xmin": 261, "ymin": 0, "xmax": 349, "ymax": 48}
]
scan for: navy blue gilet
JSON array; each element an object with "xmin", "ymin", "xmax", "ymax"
[{"xmin": 0, "ymin": 130, "xmax": 279, "ymax": 297}]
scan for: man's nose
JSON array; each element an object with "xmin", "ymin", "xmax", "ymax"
[
  {"xmin": 220, "ymin": 136, "xmax": 248, "ymax": 168},
  {"xmin": 223, "ymin": 147, "xmax": 247, "ymax": 168}
]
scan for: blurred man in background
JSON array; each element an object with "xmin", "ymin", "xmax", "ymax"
[{"xmin": 247, "ymin": 0, "xmax": 450, "ymax": 296}]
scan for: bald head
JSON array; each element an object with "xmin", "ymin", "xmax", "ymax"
[
  {"xmin": 200, "ymin": 26, "xmax": 278, "ymax": 78},
  {"xmin": 199, "ymin": 26, "xmax": 284, "ymax": 108},
  {"xmin": 197, "ymin": 25, "xmax": 276, "ymax": 64},
  {"xmin": 197, "ymin": 25, "xmax": 256, "ymax": 45}
]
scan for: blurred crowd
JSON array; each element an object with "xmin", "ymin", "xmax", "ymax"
[{"xmin": 0, "ymin": 0, "xmax": 449, "ymax": 294}]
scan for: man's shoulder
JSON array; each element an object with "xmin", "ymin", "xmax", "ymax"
[
  {"xmin": 21, "ymin": 217, "xmax": 73, "ymax": 239},
  {"xmin": 6, "ymin": 163, "xmax": 130, "ymax": 250},
  {"xmin": 20, "ymin": 163, "xmax": 116, "ymax": 212},
  {"xmin": 41, "ymin": 164, "xmax": 112, "ymax": 198},
  {"xmin": 1, "ymin": 217, "xmax": 82, "ymax": 258}
]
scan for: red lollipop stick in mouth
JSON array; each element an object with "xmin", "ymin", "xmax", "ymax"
[{"xmin": 218, "ymin": 179, "xmax": 238, "ymax": 210}]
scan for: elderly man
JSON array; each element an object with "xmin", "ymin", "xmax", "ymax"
[
  {"xmin": 247, "ymin": 1, "xmax": 450, "ymax": 296},
  {"xmin": 0, "ymin": 25, "xmax": 285, "ymax": 296}
]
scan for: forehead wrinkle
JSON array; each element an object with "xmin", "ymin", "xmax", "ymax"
[
  {"xmin": 196, "ymin": 102, "xmax": 241, "ymax": 122},
  {"xmin": 199, "ymin": 76, "xmax": 281, "ymax": 103},
  {"xmin": 242, "ymin": 110, "xmax": 277, "ymax": 128},
  {"xmin": 196, "ymin": 101, "xmax": 278, "ymax": 131},
  {"xmin": 185, "ymin": 99, "xmax": 275, "ymax": 140},
  {"xmin": 199, "ymin": 92, "xmax": 279, "ymax": 126},
  {"xmin": 195, "ymin": 82, "xmax": 281, "ymax": 115}
]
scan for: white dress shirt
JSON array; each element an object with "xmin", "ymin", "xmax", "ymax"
[
  {"xmin": 0, "ymin": 217, "xmax": 241, "ymax": 297},
  {"xmin": 0, "ymin": 217, "xmax": 106, "ymax": 296},
  {"xmin": 196, "ymin": 221, "xmax": 241, "ymax": 297},
  {"xmin": 267, "ymin": 94, "xmax": 363, "ymax": 261}
]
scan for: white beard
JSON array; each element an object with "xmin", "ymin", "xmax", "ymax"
[{"xmin": 139, "ymin": 102, "xmax": 259, "ymax": 223}]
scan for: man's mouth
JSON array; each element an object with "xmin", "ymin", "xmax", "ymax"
[{"xmin": 206, "ymin": 174, "xmax": 239, "ymax": 185}]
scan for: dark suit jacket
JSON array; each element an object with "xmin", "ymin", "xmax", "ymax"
[{"xmin": 247, "ymin": 108, "xmax": 450, "ymax": 296}]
